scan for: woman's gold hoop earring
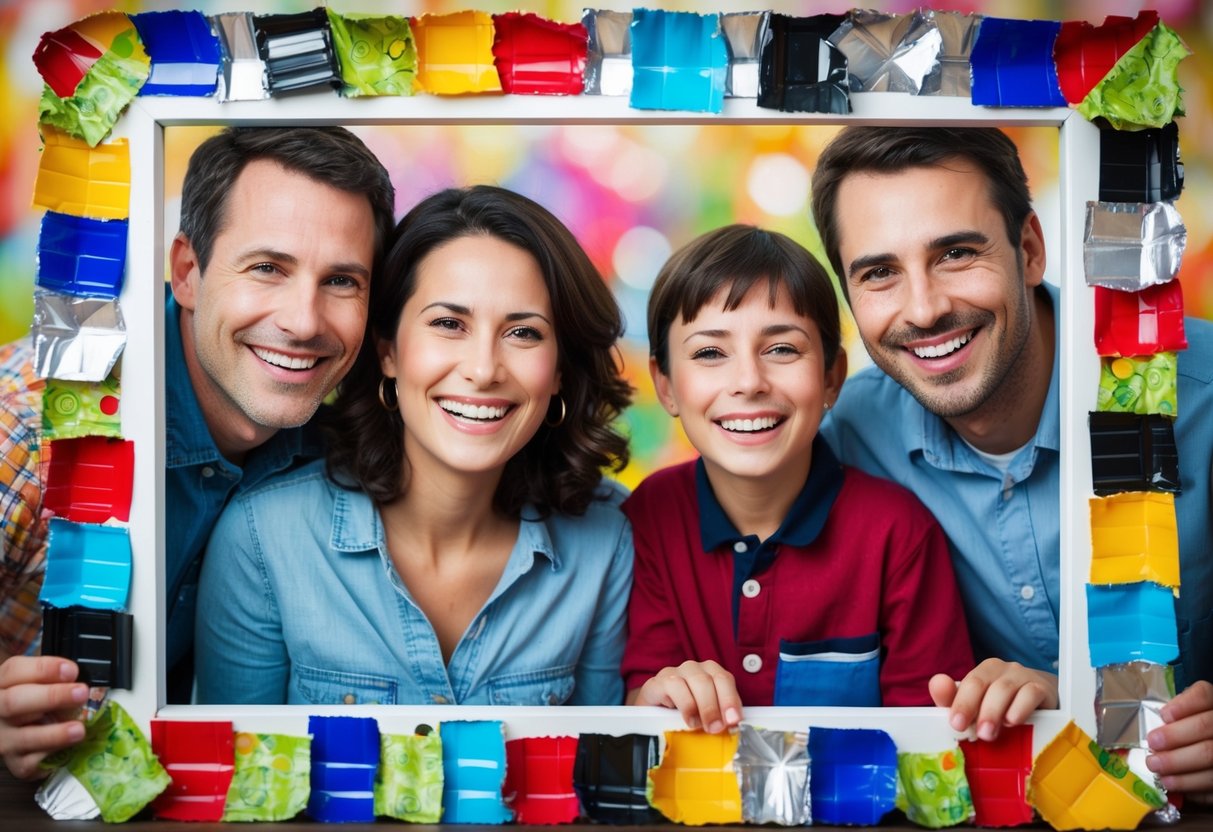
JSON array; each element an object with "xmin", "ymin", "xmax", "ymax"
[
  {"xmin": 545, "ymin": 395, "xmax": 566, "ymax": 427},
  {"xmin": 378, "ymin": 377, "xmax": 399, "ymax": 412}
]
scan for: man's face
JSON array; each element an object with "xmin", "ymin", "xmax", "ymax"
[
  {"xmin": 171, "ymin": 159, "xmax": 376, "ymax": 451},
  {"xmin": 833, "ymin": 159, "xmax": 1046, "ymax": 420}
]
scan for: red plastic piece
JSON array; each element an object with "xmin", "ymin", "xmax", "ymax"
[
  {"xmin": 960, "ymin": 724, "xmax": 1035, "ymax": 827},
  {"xmin": 491, "ymin": 12, "xmax": 587, "ymax": 95},
  {"xmin": 43, "ymin": 436, "xmax": 134, "ymax": 523},
  {"xmin": 151, "ymin": 720, "xmax": 235, "ymax": 821},
  {"xmin": 1094, "ymin": 281, "xmax": 1188, "ymax": 357},
  {"xmin": 505, "ymin": 736, "xmax": 581, "ymax": 824},
  {"xmin": 1055, "ymin": 11, "xmax": 1159, "ymax": 104},
  {"xmin": 33, "ymin": 26, "xmax": 105, "ymax": 98}
]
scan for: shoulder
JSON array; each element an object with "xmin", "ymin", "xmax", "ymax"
[
  {"xmin": 834, "ymin": 465, "xmax": 939, "ymax": 533},
  {"xmin": 623, "ymin": 461, "xmax": 697, "ymax": 519},
  {"xmin": 832, "ymin": 364, "xmax": 917, "ymax": 420},
  {"xmin": 547, "ymin": 476, "xmax": 631, "ymax": 536},
  {"xmin": 231, "ymin": 458, "xmax": 339, "ymax": 512}
]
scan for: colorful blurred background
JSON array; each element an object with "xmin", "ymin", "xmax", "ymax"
[{"xmin": 4, "ymin": 1, "xmax": 1211, "ymax": 485}]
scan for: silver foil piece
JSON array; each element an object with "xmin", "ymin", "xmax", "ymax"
[
  {"xmin": 922, "ymin": 10, "xmax": 981, "ymax": 96},
  {"xmin": 828, "ymin": 9, "xmax": 942, "ymax": 93},
  {"xmin": 1123, "ymin": 747, "xmax": 1182, "ymax": 825},
  {"xmin": 1096, "ymin": 661, "xmax": 1174, "ymax": 749},
  {"xmin": 212, "ymin": 12, "xmax": 269, "ymax": 101},
  {"xmin": 735, "ymin": 724, "xmax": 810, "ymax": 826},
  {"xmin": 582, "ymin": 10, "xmax": 632, "ymax": 96},
  {"xmin": 36, "ymin": 767, "xmax": 101, "ymax": 820},
  {"xmin": 722, "ymin": 12, "xmax": 767, "ymax": 98},
  {"xmin": 1084, "ymin": 201, "xmax": 1187, "ymax": 291},
  {"xmin": 32, "ymin": 292, "xmax": 126, "ymax": 382}
]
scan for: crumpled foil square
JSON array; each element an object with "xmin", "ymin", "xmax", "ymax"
[
  {"xmin": 582, "ymin": 9, "xmax": 632, "ymax": 96},
  {"xmin": 829, "ymin": 9, "xmax": 941, "ymax": 93},
  {"xmin": 1096, "ymin": 661, "xmax": 1175, "ymax": 749},
  {"xmin": 1084, "ymin": 201, "xmax": 1186, "ymax": 291},
  {"xmin": 211, "ymin": 12, "xmax": 268, "ymax": 101},
  {"xmin": 722, "ymin": 12, "xmax": 767, "ymax": 97},
  {"xmin": 32, "ymin": 292, "xmax": 126, "ymax": 382},
  {"xmin": 735, "ymin": 724, "xmax": 810, "ymax": 826}
]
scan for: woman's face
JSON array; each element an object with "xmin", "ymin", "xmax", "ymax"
[{"xmin": 380, "ymin": 234, "xmax": 560, "ymax": 483}]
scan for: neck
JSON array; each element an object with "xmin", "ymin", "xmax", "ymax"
[
  {"xmin": 946, "ymin": 287, "xmax": 1055, "ymax": 455},
  {"xmin": 178, "ymin": 310, "xmax": 275, "ymax": 465},
  {"xmin": 703, "ymin": 451, "xmax": 811, "ymax": 542}
]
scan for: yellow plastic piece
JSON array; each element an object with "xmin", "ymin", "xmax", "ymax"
[
  {"xmin": 32, "ymin": 127, "xmax": 130, "ymax": 219},
  {"xmin": 73, "ymin": 10, "xmax": 143, "ymax": 52},
  {"xmin": 1110, "ymin": 358, "xmax": 1135, "ymax": 380},
  {"xmin": 647, "ymin": 730, "xmax": 742, "ymax": 826},
  {"xmin": 1089, "ymin": 492, "xmax": 1179, "ymax": 590},
  {"xmin": 412, "ymin": 11, "xmax": 501, "ymax": 94},
  {"xmin": 1028, "ymin": 722, "xmax": 1164, "ymax": 830}
]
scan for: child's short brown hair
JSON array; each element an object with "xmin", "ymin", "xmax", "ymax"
[{"xmin": 647, "ymin": 224, "xmax": 842, "ymax": 375}]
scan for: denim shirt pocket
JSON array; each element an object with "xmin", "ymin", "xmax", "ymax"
[
  {"xmin": 293, "ymin": 663, "xmax": 399, "ymax": 705},
  {"xmin": 773, "ymin": 632, "xmax": 881, "ymax": 707},
  {"xmin": 487, "ymin": 664, "xmax": 576, "ymax": 706}
]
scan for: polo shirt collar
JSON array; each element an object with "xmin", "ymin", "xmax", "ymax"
[
  {"xmin": 697, "ymin": 436, "xmax": 845, "ymax": 550},
  {"xmin": 330, "ymin": 486, "xmax": 561, "ymax": 572},
  {"xmin": 916, "ymin": 282, "xmax": 1061, "ymax": 470}
]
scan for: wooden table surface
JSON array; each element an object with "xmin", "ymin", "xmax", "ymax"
[{"xmin": 5, "ymin": 769, "xmax": 1213, "ymax": 830}]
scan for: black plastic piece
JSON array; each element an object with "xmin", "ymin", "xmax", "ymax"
[
  {"xmin": 758, "ymin": 14, "xmax": 850, "ymax": 113},
  {"xmin": 41, "ymin": 606, "xmax": 134, "ymax": 688},
  {"xmin": 1099, "ymin": 121, "xmax": 1184, "ymax": 203},
  {"xmin": 255, "ymin": 8, "xmax": 340, "ymax": 94},
  {"xmin": 1089, "ymin": 411, "xmax": 1181, "ymax": 495},
  {"xmin": 573, "ymin": 733, "xmax": 665, "ymax": 825}
]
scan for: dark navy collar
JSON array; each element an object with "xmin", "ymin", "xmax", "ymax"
[{"xmin": 697, "ymin": 436, "xmax": 846, "ymax": 552}]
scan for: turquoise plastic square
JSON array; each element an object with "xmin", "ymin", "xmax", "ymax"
[
  {"xmin": 441, "ymin": 721, "xmax": 510, "ymax": 824},
  {"xmin": 630, "ymin": 9, "xmax": 728, "ymax": 113},
  {"xmin": 40, "ymin": 518, "xmax": 132, "ymax": 611},
  {"xmin": 1086, "ymin": 582, "xmax": 1179, "ymax": 667}
]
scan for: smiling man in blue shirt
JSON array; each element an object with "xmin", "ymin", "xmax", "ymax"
[
  {"xmin": 813, "ymin": 126, "xmax": 1213, "ymax": 803},
  {"xmin": 0, "ymin": 126, "xmax": 395, "ymax": 780}
]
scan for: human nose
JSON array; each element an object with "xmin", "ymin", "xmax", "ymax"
[
  {"xmin": 901, "ymin": 270, "xmax": 951, "ymax": 329},
  {"xmin": 274, "ymin": 281, "xmax": 323, "ymax": 341},
  {"xmin": 730, "ymin": 352, "xmax": 768, "ymax": 396},
  {"xmin": 463, "ymin": 331, "xmax": 503, "ymax": 388}
]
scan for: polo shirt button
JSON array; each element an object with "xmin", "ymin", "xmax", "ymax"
[
  {"xmin": 1020, "ymin": 585, "xmax": 1035, "ymax": 600},
  {"xmin": 733, "ymin": 541, "xmax": 748, "ymax": 553},
  {"xmin": 342, "ymin": 694, "xmax": 355, "ymax": 704},
  {"xmin": 742, "ymin": 653, "xmax": 763, "ymax": 673},
  {"xmin": 1051, "ymin": 660, "xmax": 1059, "ymax": 670},
  {"xmin": 201, "ymin": 466, "xmax": 215, "ymax": 478},
  {"xmin": 741, "ymin": 579, "xmax": 761, "ymax": 598},
  {"xmin": 432, "ymin": 694, "xmax": 448, "ymax": 704}
]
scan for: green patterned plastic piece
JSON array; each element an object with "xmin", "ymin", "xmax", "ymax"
[
  {"xmin": 40, "ymin": 701, "xmax": 169, "ymax": 823},
  {"xmin": 374, "ymin": 732, "xmax": 444, "ymax": 822},
  {"xmin": 1097, "ymin": 353, "xmax": 1178, "ymax": 416},
  {"xmin": 37, "ymin": 23, "xmax": 150, "ymax": 147},
  {"xmin": 1078, "ymin": 22, "xmax": 1189, "ymax": 130},
  {"xmin": 327, "ymin": 9, "xmax": 417, "ymax": 97},
  {"xmin": 895, "ymin": 748, "xmax": 975, "ymax": 829},
  {"xmin": 43, "ymin": 369, "xmax": 121, "ymax": 440},
  {"xmin": 222, "ymin": 732, "xmax": 311, "ymax": 822}
]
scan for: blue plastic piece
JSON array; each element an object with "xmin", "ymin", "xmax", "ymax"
[
  {"xmin": 132, "ymin": 10, "xmax": 221, "ymax": 96},
  {"xmin": 36, "ymin": 212, "xmax": 128, "ymax": 299},
  {"xmin": 809, "ymin": 727, "xmax": 898, "ymax": 825},
  {"xmin": 630, "ymin": 9, "xmax": 728, "ymax": 113},
  {"xmin": 441, "ymin": 721, "xmax": 510, "ymax": 824},
  {"xmin": 970, "ymin": 18, "xmax": 1067, "ymax": 107},
  {"xmin": 40, "ymin": 519, "xmax": 132, "ymax": 611},
  {"xmin": 308, "ymin": 715, "xmax": 379, "ymax": 823},
  {"xmin": 1087, "ymin": 582, "xmax": 1180, "ymax": 667}
]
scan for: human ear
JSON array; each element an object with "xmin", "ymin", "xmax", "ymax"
[
  {"xmin": 1020, "ymin": 213, "xmax": 1047, "ymax": 288},
  {"xmin": 825, "ymin": 347, "xmax": 848, "ymax": 408},
  {"xmin": 649, "ymin": 356, "xmax": 678, "ymax": 418},
  {"xmin": 377, "ymin": 338, "xmax": 397, "ymax": 378},
  {"xmin": 168, "ymin": 234, "xmax": 201, "ymax": 311}
]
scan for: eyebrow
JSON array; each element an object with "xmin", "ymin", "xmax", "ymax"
[
  {"xmin": 846, "ymin": 230, "xmax": 991, "ymax": 279},
  {"xmin": 681, "ymin": 323, "xmax": 812, "ymax": 344},
  {"xmin": 239, "ymin": 248, "xmax": 371, "ymax": 279},
  {"xmin": 419, "ymin": 301, "xmax": 552, "ymax": 325}
]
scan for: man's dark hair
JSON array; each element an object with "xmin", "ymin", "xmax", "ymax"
[
  {"xmin": 810, "ymin": 127, "xmax": 1033, "ymax": 298},
  {"xmin": 327, "ymin": 185, "xmax": 633, "ymax": 518},
  {"xmin": 648, "ymin": 224, "xmax": 841, "ymax": 376},
  {"xmin": 177, "ymin": 126, "xmax": 396, "ymax": 272}
]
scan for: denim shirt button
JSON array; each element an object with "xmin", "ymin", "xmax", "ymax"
[
  {"xmin": 432, "ymin": 694, "xmax": 448, "ymax": 704},
  {"xmin": 547, "ymin": 693, "xmax": 559, "ymax": 705},
  {"xmin": 343, "ymin": 693, "xmax": 355, "ymax": 704},
  {"xmin": 201, "ymin": 466, "xmax": 215, "ymax": 478}
]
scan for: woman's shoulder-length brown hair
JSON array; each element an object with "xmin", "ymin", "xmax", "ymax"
[{"xmin": 324, "ymin": 185, "xmax": 633, "ymax": 518}]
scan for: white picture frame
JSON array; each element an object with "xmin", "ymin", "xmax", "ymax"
[{"xmin": 110, "ymin": 92, "xmax": 1099, "ymax": 752}]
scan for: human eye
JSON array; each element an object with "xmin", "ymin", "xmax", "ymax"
[
  {"xmin": 940, "ymin": 246, "xmax": 977, "ymax": 263},
  {"xmin": 249, "ymin": 262, "xmax": 281, "ymax": 277},
  {"xmin": 690, "ymin": 346, "xmax": 725, "ymax": 361},
  {"xmin": 854, "ymin": 264, "xmax": 894, "ymax": 284},
  {"xmin": 766, "ymin": 343, "xmax": 801, "ymax": 358},
  {"xmin": 429, "ymin": 317, "xmax": 464, "ymax": 332},
  {"xmin": 323, "ymin": 273, "xmax": 365, "ymax": 291},
  {"xmin": 506, "ymin": 325, "xmax": 544, "ymax": 342}
]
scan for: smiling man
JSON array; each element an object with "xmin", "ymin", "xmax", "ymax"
[
  {"xmin": 0, "ymin": 127, "xmax": 395, "ymax": 778},
  {"xmin": 814, "ymin": 126, "xmax": 1213, "ymax": 802}
]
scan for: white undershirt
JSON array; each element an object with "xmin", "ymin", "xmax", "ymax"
[{"xmin": 960, "ymin": 437, "xmax": 1027, "ymax": 475}]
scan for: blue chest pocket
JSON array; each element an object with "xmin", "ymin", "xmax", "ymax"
[{"xmin": 773, "ymin": 633, "xmax": 881, "ymax": 707}]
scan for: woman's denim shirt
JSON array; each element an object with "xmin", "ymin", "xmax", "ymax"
[{"xmin": 195, "ymin": 460, "xmax": 633, "ymax": 706}]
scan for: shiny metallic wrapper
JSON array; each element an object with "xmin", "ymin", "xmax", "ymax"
[
  {"xmin": 735, "ymin": 724, "xmax": 810, "ymax": 826},
  {"xmin": 212, "ymin": 12, "xmax": 269, "ymax": 101},
  {"xmin": 582, "ymin": 10, "xmax": 632, "ymax": 96},
  {"xmin": 722, "ymin": 12, "xmax": 767, "ymax": 98},
  {"xmin": 1084, "ymin": 201, "xmax": 1187, "ymax": 290},
  {"xmin": 1096, "ymin": 661, "xmax": 1175, "ymax": 749},
  {"xmin": 923, "ymin": 10, "xmax": 981, "ymax": 96},
  {"xmin": 35, "ymin": 767, "xmax": 101, "ymax": 821},
  {"xmin": 32, "ymin": 293, "xmax": 126, "ymax": 382},
  {"xmin": 829, "ymin": 9, "xmax": 941, "ymax": 93}
]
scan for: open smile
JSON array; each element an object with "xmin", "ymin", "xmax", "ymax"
[
  {"xmin": 251, "ymin": 346, "xmax": 323, "ymax": 372},
  {"xmin": 716, "ymin": 416, "xmax": 784, "ymax": 434},
  {"xmin": 438, "ymin": 398, "xmax": 513, "ymax": 423},
  {"xmin": 907, "ymin": 329, "xmax": 976, "ymax": 360}
]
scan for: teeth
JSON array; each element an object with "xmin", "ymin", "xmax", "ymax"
[
  {"xmin": 439, "ymin": 399, "xmax": 509, "ymax": 421},
  {"xmin": 253, "ymin": 347, "xmax": 317, "ymax": 370},
  {"xmin": 912, "ymin": 331, "xmax": 972, "ymax": 359},
  {"xmin": 719, "ymin": 416, "xmax": 779, "ymax": 433}
]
